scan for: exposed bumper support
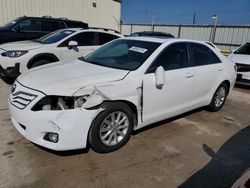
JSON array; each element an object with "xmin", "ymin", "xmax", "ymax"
[{"xmin": 0, "ymin": 63, "xmax": 20, "ymax": 78}]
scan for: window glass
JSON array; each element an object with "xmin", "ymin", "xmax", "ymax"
[
  {"xmin": 189, "ymin": 43, "xmax": 221, "ymax": 66},
  {"xmin": 0, "ymin": 17, "xmax": 22, "ymax": 30},
  {"xmin": 36, "ymin": 29, "xmax": 76, "ymax": 44},
  {"xmin": 59, "ymin": 21, "xmax": 66, "ymax": 29},
  {"xmin": 65, "ymin": 21, "xmax": 87, "ymax": 28},
  {"xmin": 98, "ymin": 32, "xmax": 119, "ymax": 45},
  {"xmin": 84, "ymin": 39, "xmax": 160, "ymax": 70},
  {"xmin": 18, "ymin": 19, "xmax": 42, "ymax": 32},
  {"xmin": 149, "ymin": 43, "xmax": 189, "ymax": 72},
  {"xmin": 234, "ymin": 43, "xmax": 250, "ymax": 55},
  {"xmin": 42, "ymin": 20, "xmax": 60, "ymax": 32},
  {"xmin": 70, "ymin": 32, "xmax": 96, "ymax": 46}
]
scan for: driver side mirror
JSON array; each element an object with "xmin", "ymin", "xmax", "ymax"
[
  {"xmin": 68, "ymin": 41, "xmax": 78, "ymax": 49},
  {"xmin": 155, "ymin": 66, "xmax": 165, "ymax": 89}
]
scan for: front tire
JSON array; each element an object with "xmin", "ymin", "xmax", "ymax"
[
  {"xmin": 89, "ymin": 102, "xmax": 134, "ymax": 153},
  {"xmin": 207, "ymin": 82, "xmax": 228, "ymax": 112}
]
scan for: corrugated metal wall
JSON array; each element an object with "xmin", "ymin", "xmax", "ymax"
[
  {"xmin": 0, "ymin": 0, "xmax": 121, "ymax": 30},
  {"xmin": 122, "ymin": 24, "xmax": 250, "ymax": 51}
]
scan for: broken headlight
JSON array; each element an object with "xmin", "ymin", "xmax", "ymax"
[{"xmin": 32, "ymin": 96, "xmax": 88, "ymax": 111}]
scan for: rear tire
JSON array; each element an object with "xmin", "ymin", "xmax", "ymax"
[
  {"xmin": 89, "ymin": 102, "xmax": 134, "ymax": 153},
  {"xmin": 207, "ymin": 82, "xmax": 228, "ymax": 112},
  {"xmin": 30, "ymin": 59, "xmax": 51, "ymax": 68}
]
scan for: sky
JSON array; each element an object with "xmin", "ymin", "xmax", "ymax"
[{"xmin": 121, "ymin": 0, "xmax": 250, "ymax": 25}]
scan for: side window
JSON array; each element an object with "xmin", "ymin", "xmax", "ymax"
[
  {"xmin": 189, "ymin": 43, "xmax": 221, "ymax": 66},
  {"xmin": 98, "ymin": 32, "xmax": 119, "ymax": 45},
  {"xmin": 42, "ymin": 20, "xmax": 60, "ymax": 32},
  {"xmin": 17, "ymin": 19, "xmax": 42, "ymax": 32},
  {"xmin": 70, "ymin": 32, "xmax": 97, "ymax": 46},
  {"xmin": 59, "ymin": 21, "xmax": 66, "ymax": 29},
  {"xmin": 149, "ymin": 43, "xmax": 189, "ymax": 72}
]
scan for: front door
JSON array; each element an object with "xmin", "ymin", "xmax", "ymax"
[
  {"xmin": 59, "ymin": 32, "xmax": 99, "ymax": 60},
  {"xmin": 142, "ymin": 42, "xmax": 194, "ymax": 123}
]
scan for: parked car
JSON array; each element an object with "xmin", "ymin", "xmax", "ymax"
[
  {"xmin": 130, "ymin": 31, "xmax": 175, "ymax": 38},
  {"xmin": 0, "ymin": 16, "xmax": 88, "ymax": 44},
  {"xmin": 205, "ymin": 41, "xmax": 220, "ymax": 51},
  {"xmin": 9, "ymin": 37, "xmax": 236, "ymax": 153},
  {"xmin": 228, "ymin": 42, "xmax": 250, "ymax": 86},
  {"xmin": 0, "ymin": 28, "xmax": 123, "ymax": 78}
]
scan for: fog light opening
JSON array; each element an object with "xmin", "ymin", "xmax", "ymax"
[{"xmin": 44, "ymin": 133, "xmax": 59, "ymax": 143}]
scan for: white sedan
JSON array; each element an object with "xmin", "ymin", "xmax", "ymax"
[
  {"xmin": 228, "ymin": 42, "xmax": 250, "ymax": 86},
  {"xmin": 0, "ymin": 28, "xmax": 122, "ymax": 78},
  {"xmin": 9, "ymin": 37, "xmax": 236, "ymax": 153}
]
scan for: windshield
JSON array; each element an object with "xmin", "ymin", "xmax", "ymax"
[
  {"xmin": 35, "ymin": 29, "xmax": 76, "ymax": 44},
  {"xmin": 234, "ymin": 43, "xmax": 250, "ymax": 55},
  {"xmin": 84, "ymin": 39, "xmax": 161, "ymax": 71},
  {"xmin": 0, "ymin": 17, "xmax": 22, "ymax": 30}
]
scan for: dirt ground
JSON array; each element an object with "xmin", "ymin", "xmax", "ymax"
[{"xmin": 0, "ymin": 79, "xmax": 250, "ymax": 188}]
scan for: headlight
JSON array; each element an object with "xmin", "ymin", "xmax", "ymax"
[
  {"xmin": 32, "ymin": 96, "xmax": 87, "ymax": 111},
  {"xmin": 1, "ymin": 50, "xmax": 28, "ymax": 58}
]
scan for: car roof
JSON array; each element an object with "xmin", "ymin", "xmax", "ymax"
[
  {"xmin": 124, "ymin": 37, "xmax": 213, "ymax": 46},
  {"xmin": 19, "ymin": 16, "xmax": 86, "ymax": 23},
  {"xmin": 59, "ymin": 28, "xmax": 123, "ymax": 37},
  {"xmin": 134, "ymin": 31, "xmax": 172, "ymax": 35},
  {"xmin": 126, "ymin": 36, "xmax": 200, "ymax": 44}
]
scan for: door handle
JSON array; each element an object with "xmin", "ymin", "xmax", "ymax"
[
  {"xmin": 218, "ymin": 68, "xmax": 223, "ymax": 71},
  {"xmin": 186, "ymin": 73, "xmax": 194, "ymax": 78}
]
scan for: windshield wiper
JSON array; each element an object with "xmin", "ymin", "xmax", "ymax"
[{"xmin": 78, "ymin": 56, "xmax": 85, "ymax": 61}]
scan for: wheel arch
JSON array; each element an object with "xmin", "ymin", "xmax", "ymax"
[
  {"xmin": 87, "ymin": 100, "xmax": 138, "ymax": 146},
  {"xmin": 222, "ymin": 80, "xmax": 231, "ymax": 94},
  {"xmin": 27, "ymin": 53, "xmax": 59, "ymax": 69}
]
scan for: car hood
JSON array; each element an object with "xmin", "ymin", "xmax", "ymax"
[
  {"xmin": 229, "ymin": 53, "xmax": 250, "ymax": 65},
  {"xmin": 0, "ymin": 40, "xmax": 43, "ymax": 51},
  {"xmin": 17, "ymin": 59, "xmax": 130, "ymax": 96}
]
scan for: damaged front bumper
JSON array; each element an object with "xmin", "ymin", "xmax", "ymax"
[
  {"xmin": 0, "ymin": 63, "xmax": 20, "ymax": 78},
  {"xmin": 9, "ymin": 81, "xmax": 102, "ymax": 151}
]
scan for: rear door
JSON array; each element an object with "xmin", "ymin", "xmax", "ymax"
[
  {"xmin": 188, "ymin": 42, "xmax": 223, "ymax": 104},
  {"xmin": 142, "ymin": 42, "xmax": 194, "ymax": 123}
]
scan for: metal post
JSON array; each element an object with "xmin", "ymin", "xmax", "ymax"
[
  {"xmin": 178, "ymin": 25, "xmax": 181, "ymax": 38},
  {"xmin": 151, "ymin": 16, "xmax": 154, "ymax": 31},
  {"xmin": 211, "ymin": 14, "xmax": 218, "ymax": 42}
]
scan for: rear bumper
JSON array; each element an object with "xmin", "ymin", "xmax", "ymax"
[{"xmin": 0, "ymin": 63, "xmax": 20, "ymax": 78}]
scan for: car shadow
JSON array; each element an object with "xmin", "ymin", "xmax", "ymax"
[
  {"xmin": 179, "ymin": 125, "xmax": 250, "ymax": 188},
  {"xmin": 33, "ymin": 143, "xmax": 90, "ymax": 156},
  {"xmin": 235, "ymin": 84, "xmax": 250, "ymax": 89},
  {"xmin": 35, "ymin": 107, "xmax": 206, "ymax": 156},
  {"xmin": 133, "ymin": 107, "xmax": 205, "ymax": 135}
]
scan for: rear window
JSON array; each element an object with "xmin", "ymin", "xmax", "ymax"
[
  {"xmin": 234, "ymin": 43, "xmax": 250, "ymax": 55},
  {"xmin": 42, "ymin": 20, "xmax": 60, "ymax": 32},
  {"xmin": 189, "ymin": 43, "xmax": 221, "ymax": 66},
  {"xmin": 98, "ymin": 32, "xmax": 119, "ymax": 45},
  {"xmin": 65, "ymin": 21, "xmax": 88, "ymax": 28}
]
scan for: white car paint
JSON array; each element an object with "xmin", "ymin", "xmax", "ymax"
[
  {"xmin": 228, "ymin": 43, "xmax": 250, "ymax": 85},
  {"xmin": 9, "ymin": 37, "xmax": 236, "ymax": 151},
  {"xmin": 0, "ymin": 28, "xmax": 123, "ymax": 76}
]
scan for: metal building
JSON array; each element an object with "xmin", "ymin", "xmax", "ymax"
[{"xmin": 0, "ymin": 0, "xmax": 121, "ymax": 30}]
